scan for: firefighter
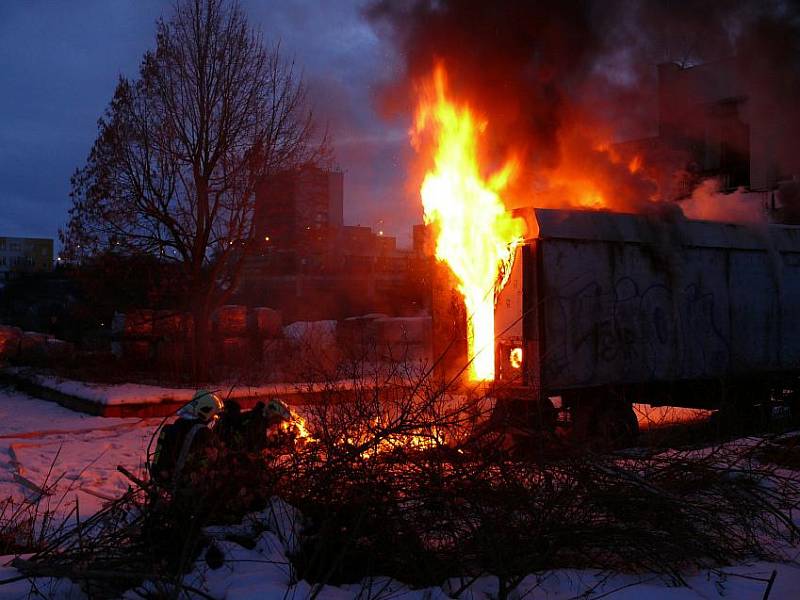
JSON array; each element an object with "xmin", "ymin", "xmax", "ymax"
[
  {"xmin": 242, "ymin": 398, "xmax": 292, "ymax": 450},
  {"xmin": 264, "ymin": 397, "xmax": 292, "ymax": 423},
  {"xmin": 149, "ymin": 389, "xmax": 224, "ymax": 487},
  {"xmin": 216, "ymin": 399, "xmax": 244, "ymax": 448},
  {"xmin": 215, "ymin": 397, "xmax": 292, "ymax": 451}
]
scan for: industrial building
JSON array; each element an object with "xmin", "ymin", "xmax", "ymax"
[
  {"xmin": 617, "ymin": 57, "xmax": 800, "ymax": 217},
  {"xmin": 238, "ymin": 168, "xmax": 429, "ymax": 320},
  {"xmin": 0, "ymin": 237, "xmax": 53, "ymax": 280},
  {"xmin": 252, "ymin": 165, "xmax": 344, "ymax": 251}
]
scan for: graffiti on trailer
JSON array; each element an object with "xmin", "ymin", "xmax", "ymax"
[{"xmin": 544, "ymin": 276, "xmax": 731, "ymax": 386}]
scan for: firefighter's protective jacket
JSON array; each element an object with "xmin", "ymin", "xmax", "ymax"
[{"xmin": 151, "ymin": 418, "xmax": 214, "ymax": 486}]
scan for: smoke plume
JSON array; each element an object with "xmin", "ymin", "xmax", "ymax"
[{"xmin": 367, "ymin": 0, "xmax": 800, "ymax": 215}]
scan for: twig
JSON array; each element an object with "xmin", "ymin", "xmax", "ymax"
[{"xmin": 762, "ymin": 570, "xmax": 778, "ymax": 600}]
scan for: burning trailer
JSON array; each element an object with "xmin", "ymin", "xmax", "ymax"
[
  {"xmin": 434, "ymin": 207, "xmax": 800, "ymax": 441},
  {"xmin": 411, "ymin": 62, "xmax": 800, "ymax": 442}
]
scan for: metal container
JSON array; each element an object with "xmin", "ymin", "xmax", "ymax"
[{"xmin": 494, "ymin": 208, "xmax": 800, "ymax": 406}]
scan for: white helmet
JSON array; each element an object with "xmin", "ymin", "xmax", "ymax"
[
  {"xmin": 178, "ymin": 390, "xmax": 224, "ymax": 422},
  {"xmin": 265, "ymin": 397, "xmax": 291, "ymax": 421}
]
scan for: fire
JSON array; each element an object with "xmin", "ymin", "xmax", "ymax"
[
  {"xmin": 276, "ymin": 408, "xmax": 445, "ymax": 457},
  {"xmin": 280, "ymin": 407, "xmax": 315, "ymax": 442},
  {"xmin": 412, "ymin": 64, "xmax": 526, "ymax": 381},
  {"xmin": 347, "ymin": 417, "xmax": 447, "ymax": 458},
  {"xmin": 360, "ymin": 426, "xmax": 446, "ymax": 458},
  {"xmin": 509, "ymin": 347, "xmax": 523, "ymax": 370},
  {"xmin": 410, "ymin": 65, "xmax": 658, "ymax": 381}
]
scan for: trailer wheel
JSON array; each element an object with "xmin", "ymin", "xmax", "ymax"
[
  {"xmin": 491, "ymin": 397, "xmax": 557, "ymax": 432},
  {"xmin": 571, "ymin": 397, "xmax": 639, "ymax": 448},
  {"xmin": 790, "ymin": 389, "xmax": 800, "ymax": 425}
]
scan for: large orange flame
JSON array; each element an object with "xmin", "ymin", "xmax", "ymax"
[{"xmin": 412, "ymin": 65, "xmax": 526, "ymax": 381}]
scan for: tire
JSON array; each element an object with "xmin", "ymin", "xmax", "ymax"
[
  {"xmin": 492, "ymin": 397, "xmax": 557, "ymax": 432},
  {"xmin": 790, "ymin": 389, "xmax": 800, "ymax": 425},
  {"xmin": 571, "ymin": 395, "xmax": 639, "ymax": 448}
]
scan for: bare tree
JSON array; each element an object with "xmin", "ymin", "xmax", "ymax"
[{"xmin": 62, "ymin": 0, "xmax": 327, "ymax": 377}]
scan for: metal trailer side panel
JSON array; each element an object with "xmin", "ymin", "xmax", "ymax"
[
  {"xmin": 530, "ymin": 209, "xmax": 800, "ymax": 393},
  {"xmin": 674, "ymin": 246, "xmax": 731, "ymax": 380},
  {"xmin": 728, "ymin": 250, "xmax": 782, "ymax": 373},
  {"xmin": 780, "ymin": 252, "xmax": 800, "ymax": 367},
  {"xmin": 539, "ymin": 239, "xmax": 730, "ymax": 390},
  {"xmin": 495, "ymin": 244, "xmax": 543, "ymax": 393},
  {"xmin": 494, "ymin": 246, "xmax": 524, "ymax": 342}
]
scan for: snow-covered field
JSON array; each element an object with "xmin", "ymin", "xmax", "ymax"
[
  {"xmin": 5, "ymin": 367, "xmax": 361, "ymax": 406},
  {"xmin": 0, "ymin": 384, "xmax": 798, "ymax": 599},
  {"xmin": 0, "ymin": 385, "xmax": 159, "ymax": 516}
]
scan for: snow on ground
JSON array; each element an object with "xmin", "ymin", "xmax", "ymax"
[
  {"xmin": 0, "ymin": 384, "xmax": 797, "ymax": 599},
  {"xmin": 633, "ymin": 404, "xmax": 715, "ymax": 430},
  {"xmin": 0, "ymin": 384, "xmax": 159, "ymax": 516},
  {"xmin": 283, "ymin": 320, "xmax": 338, "ymax": 345},
  {"xmin": 5, "ymin": 367, "xmax": 359, "ymax": 406}
]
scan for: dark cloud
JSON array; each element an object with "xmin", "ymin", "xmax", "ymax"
[
  {"xmin": 0, "ymin": 1, "xmax": 165, "ymax": 241},
  {"xmin": 0, "ymin": 1, "xmax": 413, "ymax": 246},
  {"xmin": 365, "ymin": 0, "xmax": 660, "ymax": 210},
  {"xmin": 5, "ymin": 0, "xmax": 799, "ymax": 247},
  {"xmin": 242, "ymin": 0, "xmax": 417, "ymax": 241},
  {"xmin": 367, "ymin": 0, "xmax": 605, "ymax": 169},
  {"xmin": 366, "ymin": 0, "xmax": 800, "ymax": 211}
]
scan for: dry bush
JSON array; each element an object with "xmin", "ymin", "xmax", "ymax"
[
  {"xmin": 281, "ymin": 424, "xmax": 800, "ymax": 594},
  {"xmin": 0, "ymin": 496, "xmax": 51, "ymax": 556},
  {"xmin": 4, "ymin": 354, "xmax": 800, "ymax": 599},
  {"xmin": 255, "ymin": 357, "xmax": 800, "ymax": 594}
]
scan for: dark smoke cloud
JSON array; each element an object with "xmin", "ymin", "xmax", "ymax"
[
  {"xmin": 736, "ymin": 6, "xmax": 800, "ymax": 179},
  {"xmin": 366, "ymin": 0, "xmax": 603, "ymax": 170},
  {"xmin": 367, "ymin": 0, "xmax": 800, "ymax": 209}
]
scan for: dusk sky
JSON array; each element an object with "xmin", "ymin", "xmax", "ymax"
[{"xmin": 0, "ymin": 1, "xmax": 415, "ymax": 247}]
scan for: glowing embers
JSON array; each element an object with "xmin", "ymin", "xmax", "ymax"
[{"xmin": 509, "ymin": 347, "xmax": 523, "ymax": 370}]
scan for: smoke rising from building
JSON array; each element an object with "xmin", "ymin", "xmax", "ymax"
[{"xmin": 367, "ymin": 0, "xmax": 800, "ymax": 213}]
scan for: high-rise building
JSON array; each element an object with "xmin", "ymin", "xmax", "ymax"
[
  {"xmin": 616, "ymin": 57, "xmax": 800, "ymax": 212},
  {"xmin": 657, "ymin": 59, "xmax": 751, "ymax": 191},
  {"xmin": 253, "ymin": 166, "xmax": 344, "ymax": 251},
  {"xmin": 0, "ymin": 237, "xmax": 53, "ymax": 280},
  {"xmin": 236, "ymin": 168, "xmax": 435, "ymax": 320}
]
